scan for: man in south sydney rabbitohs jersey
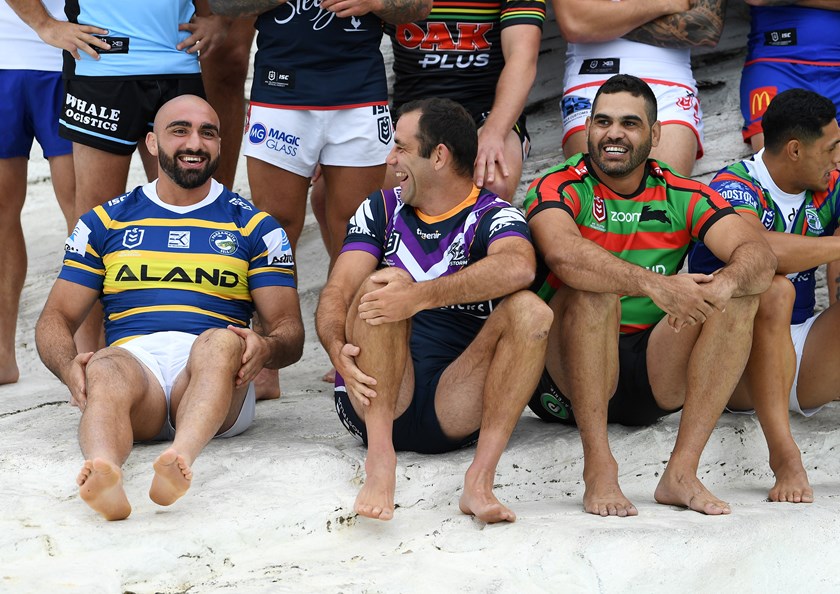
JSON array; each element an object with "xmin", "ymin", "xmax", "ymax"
[{"xmin": 525, "ymin": 75, "xmax": 775, "ymax": 517}]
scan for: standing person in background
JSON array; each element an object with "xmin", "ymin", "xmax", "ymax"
[
  {"xmin": 0, "ymin": 0, "xmax": 75, "ymax": 385},
  {"xmin": 554, "ymin": 0, "xmax": 726, "ymax": 177}
]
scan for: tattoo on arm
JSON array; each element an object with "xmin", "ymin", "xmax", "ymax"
[
  {"xmin": 208, "ymin": 0, "xmax": 283, "ymax": 16},
  {"xmin": 623, "ymin": 0, "xmax": 726, "ymax": 48},
  {"xmin": 834, "ymin": 275, "xmax": 840, "ymax": 302},
  {"xmin": 375, "ymin": 0, "xmax": 431, "ymax": 24}
]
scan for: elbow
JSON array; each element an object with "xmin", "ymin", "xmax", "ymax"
[{"xmin": 557, "ymin": 19, "xmax": 602, "ymax": 44}]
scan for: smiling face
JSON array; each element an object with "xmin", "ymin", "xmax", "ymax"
[
  {"xmin": 797, "ymin": 119, "xmax": 840, "ymax": 193},
  {"xmin": 149, "ymin": 96, "xmax": 221, "ymax": 190},
  {"xmin": 586, "ymin": 91, "xmax": 659, "ymax": 180},
  {"xmin": 387, "ymin": 110, "xmax": 430, "ymax": 206}
]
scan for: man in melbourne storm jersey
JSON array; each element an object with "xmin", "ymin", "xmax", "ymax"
[
  {"xmin": 525, "ymin": 75, "xmax": 775, "ymax": 517},
  {"xmin": 35, "ymin": 96, "xmax": 305, "ymax": 521},
  {"xmin": 316, "ymin": 98, "xmax": 551, "ymax": 523},
  {"xmin": 689, "ymin": 89, "xmax": 840, "ymax": 504}
]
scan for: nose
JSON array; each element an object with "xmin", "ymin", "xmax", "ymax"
[{"xmin": 386, "ymin": 146, "xmax": 398, "ymax": 166}]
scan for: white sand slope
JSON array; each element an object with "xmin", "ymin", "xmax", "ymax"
[{"xmin": 4, "ymin": 13, "xmax": 840, "ymax": 592}]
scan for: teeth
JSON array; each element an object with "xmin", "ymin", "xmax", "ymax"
[
  {"xmin": 395, "ymin": 171, "xmax": 406, "ymax": 179},
  {"xmin": 604, "ymin": 146, "xmax": 627, "ymax": 154},
  {"xmin": 180, "ymin": 155, "xmax": 202, "ymax": 163}
]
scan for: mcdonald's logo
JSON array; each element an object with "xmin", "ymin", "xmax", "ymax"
[{"xmin": 749, "ymin": 86, "xmax": 777, "ymax": 119}]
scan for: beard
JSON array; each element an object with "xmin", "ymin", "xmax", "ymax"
[
  {"xmin": 158, "ymin": 149, "xmax": 219, "ymax": 189},
  {"xmin": 588, "ymin": 135, "xmax": 651, "ymax": 178}
]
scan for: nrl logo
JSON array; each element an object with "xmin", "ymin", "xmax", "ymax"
[
  {"xmin": 122, "ymin": 227, "xmax": 144, "ymax": 249},
  {"xmin": 592, "ymin": 195, "xmax": 606, "ymax": 223}
]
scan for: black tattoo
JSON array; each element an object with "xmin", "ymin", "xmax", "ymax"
[
  {"xmin": 623, "ymin": 0, "xmax": 726, "ymax": 48},
  {"xmin": 835, "ymin": 275, "xmax": 840, "ymax": 303},
  {"xmin": 208, "ymin": 0, "xmax": 285, "ymax": 17},
  {"xmin": 375, "ymin": 0, "xmax": 432, "ymax": 23}
]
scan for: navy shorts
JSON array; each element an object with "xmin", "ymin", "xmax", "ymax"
[
  {"xmin": 59, "ymin": 74, "xmax": 205, "ymax": 155},
  {"xmin": 528, "ymin": 326, "xmax": 681, "ymax": 427},
  {"xmin": 334, "ymin": 333, "xmax": 480, "ymax": 455},
  {"xmin": 0, "ymin": 70, "xmax": 71, "ymax": 159}
]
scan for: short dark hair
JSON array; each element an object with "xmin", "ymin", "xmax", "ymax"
[
  {"xmin": 762, "ymin": 89, "xmax": 838, "ymax": 153},
  {"xmin": 592, "ymin": 74, "xmax": 658, "ymax": 125},
  {"xmin": 398, "ymin": 98, "xmax": 477, "ymax": 177}
]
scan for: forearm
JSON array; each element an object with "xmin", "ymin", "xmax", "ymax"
[
  {"xmin": 6, "ymin": 0, "xmax": 55, "ymax": 33},
  {"xmin": 766, "ymin": 233, "xmax": 840, "ymax": 275},
  {"xmin": 623, "ymin": 0, "xmax": 726, "ymax": 48},
  {"xmin": 316, "ymin": 285, "xmax": 352, "ymax": 361},
  {"xmin": 713, "ymin": 240, "xmax": 776, "ymax": 297},
  {"xmin": 374, "ymin": 0, "xmax": 432, "ymax": 24},
  {"xmin": 208, "ymin": 0, "xmax": 286, "ymax": 16},
  {"xmin": 553, "ymin": 0, "xmax": 686, "ymax": 43},
  {"xmin": 482, "ymin": 28, "xmax": 540, "ymax": 137},
  {"xmin": 828, "ymin": 260, "xmax": 840, "ymax": 305},
  {"xmin": 34, "ymin": 312, "xmax": 80, "ymax": 384},
  {"xmin": 262, "ymin": 322, "xmax": 304, "ymax": 369}
]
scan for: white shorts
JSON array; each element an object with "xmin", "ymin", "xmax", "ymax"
[
  {"xmin": 119, "ymin": 331, "xmax": 256, "ymax": 441},
  {"xmin": 560, "ymin": 80, "xmax": 704, "ymax": 157},
  {"xmin": 726, "ymin": 314, "xmax": 823, "ymax": 417},
  {"xmin": 243, "ymin": 103, "xmax": 394, "ymax": 177}
]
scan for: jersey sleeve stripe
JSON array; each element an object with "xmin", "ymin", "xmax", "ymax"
[
  {"xmin": 248, "ymin": 266, "xmax": 295, "ymax": 278},
  {"xmin": 62, "ymin": 260, "xmax": 105, "ymax": 276}
]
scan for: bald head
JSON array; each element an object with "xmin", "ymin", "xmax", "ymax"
[{"xmin": 148, "ymin": 95, "xmax": 221, "ymax": 191}]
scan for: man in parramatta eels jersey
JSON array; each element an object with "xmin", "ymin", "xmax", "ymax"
[
  {"xmin": 35, "ymin": 96, "xmax": 304, "ymax": 521},
  {"xmin": 525, "ymin": 75, "xmax": 776, "ymax": 516},
  {"xmin": 316, "ymin": 99, "xmax": 552, "ymax": 523},
  {"xmin": 689, "ymin": 89, "xmax": 840, "ymax": 505}
]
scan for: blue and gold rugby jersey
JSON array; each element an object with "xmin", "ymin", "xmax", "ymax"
[{"xmin": 60, "ymin": 180, "xmax": 296, "ymax": 346}]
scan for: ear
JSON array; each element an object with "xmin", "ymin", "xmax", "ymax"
[
  {"xmin": 651, "ymin": 120, "xmax": 662, "ymax": 149},
  {"xmin": 785, "ymin": 139, "xmax": 802, "ymax": 162},
  {"xmin": 146, "ymin": 131, "xmax": 159, "ymax": 157},
  {"xmin": 433, "ymin": 143, "xmax": 448, "ymax": 171}
]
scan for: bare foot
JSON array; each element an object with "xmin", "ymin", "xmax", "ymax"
[
  {"xmin": 149, "ymin": 448, "xmax": 192, "ymax": 506},
  {"xmin": 655, "ymin": 467, "xmax": 730, "ymax": 515},
  {"xmin": 583, "ymin": 471, "xmax": 638, "ymax": 517},
  {"xmin": 321, "ymin": 366, "xmax": 336, "ymax": 384},
  {"xmin": 77, "ymin": 458, "xmax": 131, "ymax": 521},
  {"xmin": 459, "ymin": 467, "xmax": 516, "ymax": 523},
  {"xmin": 0, "ymin": 359, "xmax": 20, "ymax": 385},
  {"xmin": 355, "ymin": 451, "xmax": 397, "ymax": 521},
  {"xmin": 255, "ymin": 367, "xmax": 281, "ymax": 401},
  {"xmin": 769, "ymin": 453, "xmax": 813, "ymax": 503}
]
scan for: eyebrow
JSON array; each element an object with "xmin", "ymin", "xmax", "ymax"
[
  {"xmin": 166, "ymin": 120, "xmax": 220, "ymax": 133},
  {"xmin": 592, "ymin": 112, "xmax": 644, "ymax": 124}
]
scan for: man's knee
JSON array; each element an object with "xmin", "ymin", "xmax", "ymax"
[
  {"xmin": 757, "ymin": 276, "xmax": 795, "ymax": 322},
  {"xmin": 360, "ymin": 267, "xmax": 413, "ymax": 292},
  {"xmin": 85, "ymin": 348, "xmax": 146, "ymax": 400},
  {"xmin": 498, "ymin": 291, "xmax": 553, "ymax": 341},
  {"xmin": 556, "ymin": 286, "xmax": 618, "ymax": 321},
  {"xmin": 191, "ymin": 328, "xmax": 245, "ymax": 370}
]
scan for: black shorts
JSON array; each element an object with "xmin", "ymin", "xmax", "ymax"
[
  {"xmin": 528, "ymin": 326, "xmax": 681, "ymax": 427},
  {"xmin": 334, "ymin": 329, "xmax": 480, "ymax": 455},
  {"xmin": 59, "ymin": 75, "xmax": 205, "ymax": 155}
]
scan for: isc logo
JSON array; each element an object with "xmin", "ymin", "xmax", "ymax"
[{"xmin": 248, "ymin": 123, "xmax": 267, "ymax": 145}]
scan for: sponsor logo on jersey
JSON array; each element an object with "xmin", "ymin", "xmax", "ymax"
[
  {"xmin": 592, "ymin": 195, "xmax": 606, "ymax": 222},
  {"xmin": 228, "ymin": 196, "xmax": 254, "ymax": 211},
  {"xmin": 561, "ymin": 95, "xmax": 591, "ymax": 120},
  {"xmin": 540, "ymin": 392, "xmax": 571, "ymax": 420},
  {"xmin": 107, "ymin": 194, "xmax": 128, "ymax": 207},
  {"xmin": 209, "ymin": 230, "xmax": 239, "ymax": 255},
  {"xmin": 168, "ymin": 231, "xmax": 191, "ymax": 249},
  {"xmin": 645, "ymin": 264, "xmax": 667, "ymax": 275},
  {"xmin": 761, "ymin": 209, "xmax": 775, "ymax": 229},
  {"xmin": 396, "ymin": 23, "xmax": 493, "ymax": 70},
  {"xmin": 416, "ymin": 228, "xmax": 441, "ymax": 240},
  {"xmin": 65, "ymin": 220, "xmax": 92, "ymax": 255},
  {"xmin": 122, "ymin": 228, "xmax": 144, "ymax": 249},
  {"xmin": 62, "ymin": 93, "xmax": 121, "ymax": 132},
  {"xmin": 765, "ymin": 28, "xmax": 796, "ymax": 47},
  {"xmin": 639, "ymin": 205, "xmax": 671, "ymax": 224},
  {"xmin": 114, "ymin": 264, "xmax": 239, "ymax": 287},
  {"xmin": 579, "ymin": 58, "xmax": 619, "ymax": 76},
  {"xmin": 749, "ymin": 86, "xmax": 777, "ymax": 120},
  {"xmin": 384, "ymin": 229, "xmax": 402, "ymax": 256},
  {"xmin": 805, "ymin": 205, "xmax": 823, "ymax": 234},
  {"xmin": 272, "ymin": 0, "xmax": 342, "ymax": 31},
  {"xmin": 263, "ymin": 227, "xmax": 294, "ymax": 267},
  {"xmin": 445, "ymin": 238, "xmax": 467, "ymax": 266},
  {"xmin": 248, "ymin": 123, "xmax": 267, "ymax": 145},
  {"xmin": 258, "ymin": 127, "xmax": 301, "ymax": 156},
  {"xmin": 610, "ymin": 210, "xmax": 640, "ymax": 222},
  {"xmin": 717, "ymin": 181, "xmax": 759, "ymax": 209}
]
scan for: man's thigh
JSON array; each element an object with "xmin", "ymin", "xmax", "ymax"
[
  {"xmin": 645, "ymin": 314, "xmax": 704, "ymax": 411},
  {"xmin": 795, "ymin": 306, "xmax": 840, "ymax": 411}
]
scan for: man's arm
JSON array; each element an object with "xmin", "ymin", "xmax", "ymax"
[
  {"xmin": 319, "ymin": 0, "xmax": 432, "ymax": 23},
  {"xmin": 35, "ymin": 279, "xmax": 100, "ymax": 406},
  {"xmin": 207, "ymin": 0, "xmax": 287, "ymax": 17},
  {"xmin": 356, "ymin": 236, "xmax": 535, "ymax": 324},
  {"xmin": 6, "ymin": 0, "xmax": 110, "ymax": 59},
  {"xmin": 552, "ymin": 0, "xmax": 689, "ymax": 43},
  {"xmin": 474, "ymin": 24, "xmax": 542, "ymax": 190},
  {"xmin": 623, "ymin": 0, "xmax": 727, "ymax": 48}
]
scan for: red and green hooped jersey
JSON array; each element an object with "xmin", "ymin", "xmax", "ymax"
[{"xmin": 524, "ymin": 154, "xmax": 735, "ymax": 334}]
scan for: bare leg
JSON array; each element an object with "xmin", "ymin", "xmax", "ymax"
[
  {"xmin": 434, "ymin": 291, "xmax": 551, "ymax": 523},
  {"xmin": 78, "ymin": 347, "xmax": 167, "ymax": 520},
  {"xmin": 547, "ymin": 287, "xmax": 637, "ymax": 517},
  {"xmin": 149, "ymin": 328, "xmax": 249, "ymax": 506},
  {"xmin": 202, "ymin": 17, "xmax": 256, "ymax": 189},
  {"xmin": 729, "ymin": 277, "xmax": 811, "ymax": 503},
  {"xmin": 348, "ymin": 270, "xmax": 414, "ymax": 520},
  {"xmin": 651, "ymin": 295, "xmax": 760, "ymax": 515},
  {"xmin": 73, "ymin": 144, "xmax": 133, "ymax": 352},
  {"xmin": 564, "ymin": 123, "xmax": 697, "ymax": 177},
  {"xmin": 0, "ymin": 158, "xmax": 27, "ymax": 384},
  {"xmin": 48, "ymin": 153, "xmax": 76, "ymax": 233}
]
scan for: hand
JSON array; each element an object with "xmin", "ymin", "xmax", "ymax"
[
  {"xmin": 177, "ymin": 14, "xmax": 232, "ymax": 60},
  {"xmin": 648, "ymin": 273, "xmax": 719, "ymax": 332},
  {"xmin": 357, "ymin": 272, "xmax": 420, "ymax": 325},
  {"xmin": 474, "ymin": 126, "xmax": 510, "ymax": 190},
  {"xmin": 320, "ymin": 0, "xmax": 379, "ymax": 18},
  {"xmin": 227, "ymin": 325, "xmax": 270, "ymax": 387},
  {"xmin": 63, "ymin": 352, "xmax": 94, "ymax": 410},
  {"xmin": 39, "ymin": 20, "xmax": 110, "ymax": 60},
  {"xmin": 334, "ymin": 343, "xmax": 378, "ymax": 406}
]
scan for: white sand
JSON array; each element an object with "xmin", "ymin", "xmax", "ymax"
[{"xmin": 4, "ymin": 13, "xmax": 840, "ymax": 593}]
